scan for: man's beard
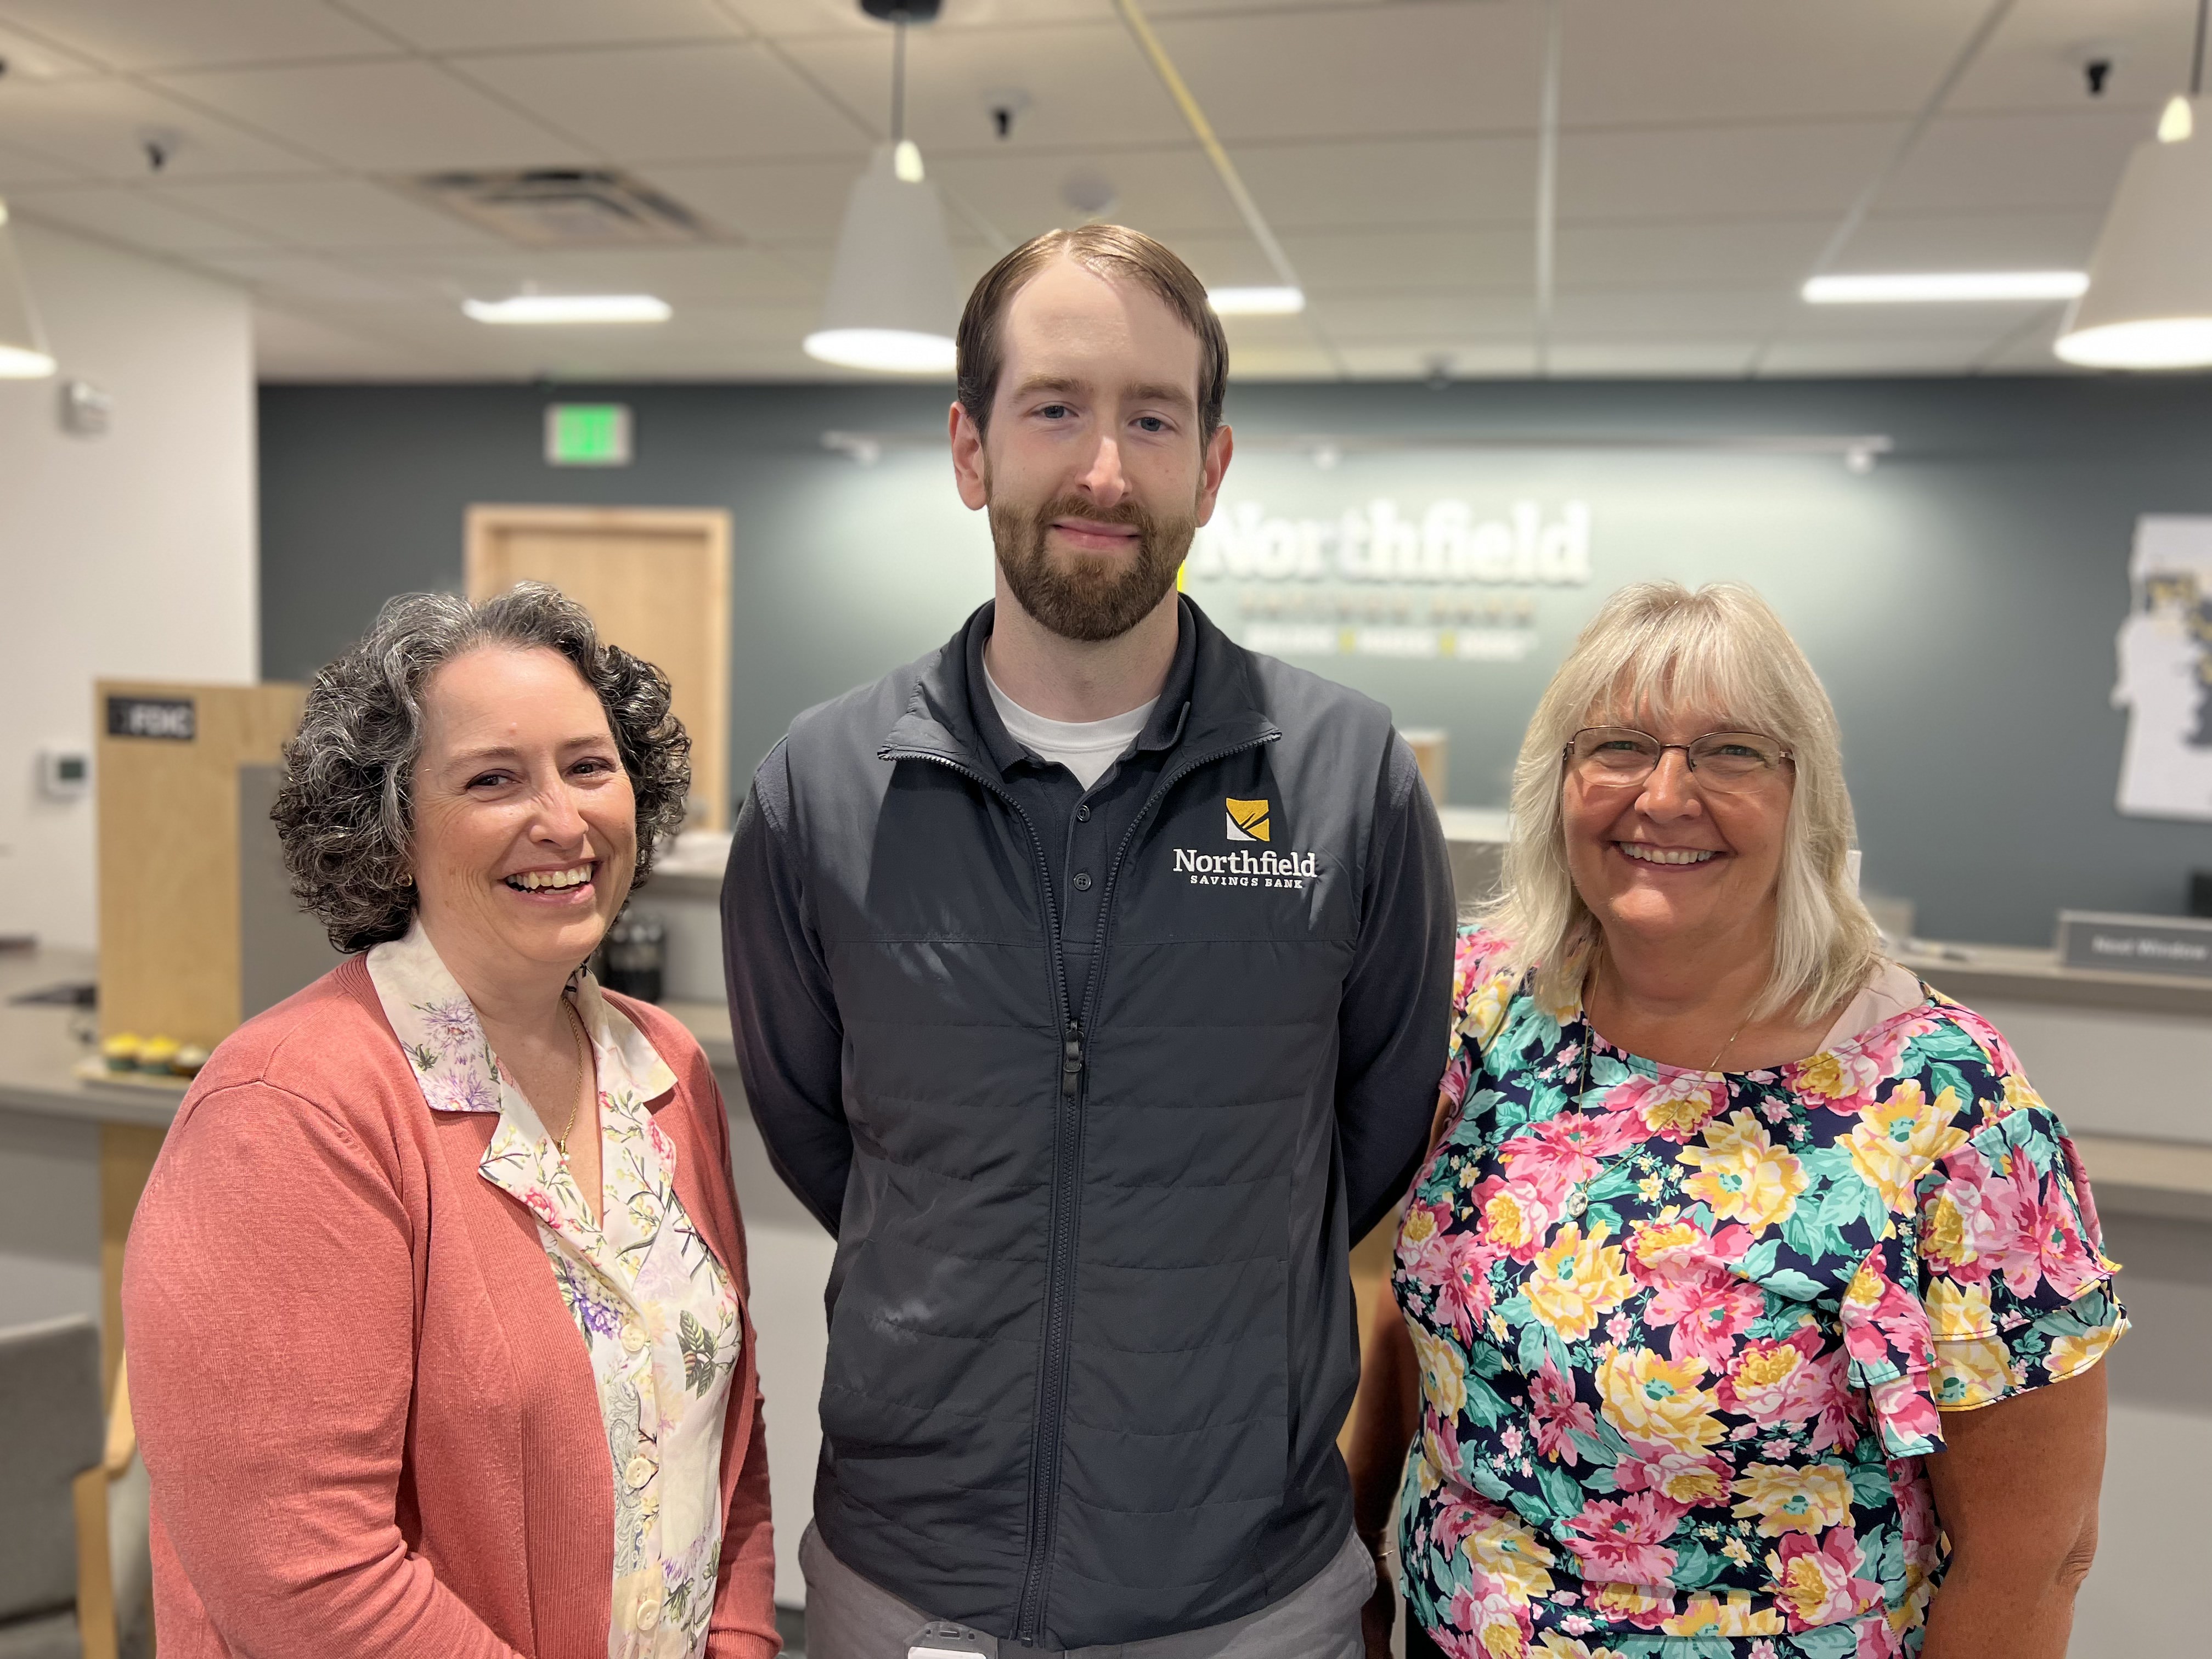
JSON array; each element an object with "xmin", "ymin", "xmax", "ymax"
[{"xmin": 989, "ymin": 489, "xmax": 1196, "ymax": 644}]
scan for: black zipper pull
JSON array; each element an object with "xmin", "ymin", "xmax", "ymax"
[{"xmin": 1061, "ymin": 1020, "xmax": 1084, "ymax": 1097}]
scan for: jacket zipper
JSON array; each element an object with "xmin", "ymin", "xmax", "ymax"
[
  {"xmin": 1009, "ymin": 729, "xmax": 1280, "ymax": 1644},
  {"xmin": 887, "ymin": 731, "xmax": 1279, "ymax": 1645}
]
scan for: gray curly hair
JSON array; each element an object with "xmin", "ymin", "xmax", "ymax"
[{"xmin": 273, "ymin": 583, "xmax": 692, "ymax": 953}]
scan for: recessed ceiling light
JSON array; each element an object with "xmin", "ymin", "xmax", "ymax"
[
  {"xmin": 461, "ymin": 294, "xmax": 671, "ymax": 325},
  {"xmin": 1802, "ymin": 272, "xmax": 2089, "ymax": 304},
  {"xmin": 1208, "ymin": 286, "xmax": 1305, "ymax": 316}
]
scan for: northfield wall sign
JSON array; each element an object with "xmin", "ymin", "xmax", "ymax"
[{"xmin": 1186, "ymin": 497, "xmax": 1593, "ymax": 663}]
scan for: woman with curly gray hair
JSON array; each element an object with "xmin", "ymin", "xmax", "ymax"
[{"xmin": 123, "ymin": 584, "xmax": 779, "ymax": 1659}]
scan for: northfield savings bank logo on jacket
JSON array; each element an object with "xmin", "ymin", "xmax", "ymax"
[{"xmin": 1171, "ymin": 798, "xmax": 1319, "ymax": 889}]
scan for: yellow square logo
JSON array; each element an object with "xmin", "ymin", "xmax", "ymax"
[{"xmin": 1225, "ymin": 798, "xmax": 1271, "ymax": 842}]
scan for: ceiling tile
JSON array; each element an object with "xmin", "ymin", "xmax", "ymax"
[
  {"xmin": 257, "ymin": 303, "xmax": 462, "ymax": 381},
  {"xmin": 1948, "ymin": 0, "xmax": 2195, "ymax": 115},
  {"xmin": 1780, "ymin": 295, "xmax": 2070, "ymax": 338},
  {"xmin": 1318, "ymin": 293, "xmax": 1537, "ymax": 341},
  {"xmin": 1234, "ymin": 137, "xmax": 1539, "ymax": 230},
  {"xmin": 194, "ymin": 249, "xmax": 416, "ymax": 303},
  {"xmin": 1545, "ymin": 338, "xmax": 1760, "ymax": 376},
  {"xmin": 0, "ymin": 0, "xmax": 393, "ymax": 71},
  {"xmin": 1976, "ymin": 313, "xmax": 2078, "ymax": 372},
  {"xmin": 1288, "ymin": 227, "xmax": 1534, "ymax": 294},
  {"xmin": 342, "ymin": 0, "xmax": 749, "ymax": 54},
  {"xmin": 0, "ymin": 76, "xmax": 322, "ymax": 180},
  {"xmin": 1560, "ymin": 120, "xmax": 1906, "ymax": 219},
  {"xmin": 1755, "ymin": 331, "xmax": 2013, "ymax": 375},
  {"xmin": 460, "ymin": 40, "xmax": 865, "ymax": 162},
  {"xmin": 162, "ymin": 177, "xmax": 505, "ymax": 250},
  {"xmin": 1836, "ymin": 208, "xmax": 2104, "ymax": 271},
  {"xmin": 0, "ymin": 19, "xmax": 103, "ymax": 81},
  {"xmin": 639, "ymin": 157, "xmax": 871, "ymax": 241},
  {"xmin": 1332, "ymin": 341, "xmax": 1540, "ymax": 379},
  {"xmin": 778, "ymin": 19, "xmax": 1178, "ymax": 154},
  {"xmin": 1551, "ymin": 288, "xmax": 1792, "ymax": 336},
  {"xmin": 927, "ymin": 145, "xmax": 1235, "ymax": 241},
  {"xmin": 1877, "ymin": 108, "xmax": 2147, "ymax": 212},
  {"xmin": 1560, "ymin": 0, "xmax": 1987, "ymax": 128},
  {"xmin": 0, "ymin": 139, "xmax": 87, "ymax": 186},
  {"xmin": 722, "ymin": 1, "xmax": 1116, "ymax": 40},
  {"xmin": 1154, "ymin": 4, "xmax": 1548, "ymax": 140},
  {"xmin": 151, "ymin": 59, "xmax": 589, "ymax": 172},
  {"xmin": 363, "ymin": 244, "xmax": 820, "ymax": 306},
  {"xmin": 1222, "ymin": 340, "xmax": 1341, "ymax": 380},
  {"xmin": 1556, "ymin": 218, "xmax": 1830, "ymax": 290},
  {"xmin": 10, "ymin": 184, "xmax": 273, "ymax": 252}
]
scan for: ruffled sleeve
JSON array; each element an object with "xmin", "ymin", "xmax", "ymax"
[{"xmin": 1838, "ymin": 1005, "xmax": 2126, "ymax": 1457}]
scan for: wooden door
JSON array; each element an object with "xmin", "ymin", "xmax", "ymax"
[{"xmin": 465, "ymin": 506, "xmax": 732, "ymax": 830}]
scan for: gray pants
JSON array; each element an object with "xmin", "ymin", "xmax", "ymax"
[{"xmin": 797, "ymin": 1522, "xmax": 1373, "ymax": 1659}]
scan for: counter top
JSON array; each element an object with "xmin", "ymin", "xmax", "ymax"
[
  {"xmin": 0, "ymin": 946, "xmax": 183, "ymax": 1130},
  {"xmin": 5, "ymin": 949, "xmax": 2207, "ymax": 1213},
  {"xmin": 1897, "ymin": 938, "xmax": 2212, "ymax": 1018}
]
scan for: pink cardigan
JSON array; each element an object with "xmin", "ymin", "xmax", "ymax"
[{"xmin": 122, "ymin": 957, "xmax": 780, "ymax": 1658}]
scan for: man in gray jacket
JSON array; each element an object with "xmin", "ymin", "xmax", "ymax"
[{"xmin": 723, "ymin": 225, "xmax": 1454, "ymax": 1656}]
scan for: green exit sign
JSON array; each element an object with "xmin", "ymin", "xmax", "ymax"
[{"xmin": 544, "ymin": 403, "xmax": 632, "ymax": 466}]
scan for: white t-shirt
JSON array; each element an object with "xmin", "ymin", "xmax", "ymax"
[{"xmin": 983, "ymin": 663, "xmax": 1159, "ymax": 791}]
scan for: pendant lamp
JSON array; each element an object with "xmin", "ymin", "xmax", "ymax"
[
  {"xmin": 0, "ymin": 200, "xmax": 57, "ymax": 379},
  {"xmin": 2056, "ymin": 0, "xmax": 2212, "ymax": 368},
  {"xmin": 803, "ymin": 2, "xmax": 960, "ymax": 374}
]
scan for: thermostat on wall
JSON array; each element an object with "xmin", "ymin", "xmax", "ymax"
[{"xmin": 38, "ymin": 746, "xmax": 91, "ymax": 800}]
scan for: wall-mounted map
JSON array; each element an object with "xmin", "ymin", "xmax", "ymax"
[{"xmin": 2115, "ymin": 515, "xmax": 2212, "ymax": 821}]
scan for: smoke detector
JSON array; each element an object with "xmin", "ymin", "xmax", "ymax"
[{"xmin": 400, "ymin": 168, "xmax": 711, "ymax": 247}]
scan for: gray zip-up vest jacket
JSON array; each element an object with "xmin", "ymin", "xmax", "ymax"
[{"xmin": 754, "ymin": 605, "xmax": 1449, "ymax": 1646}]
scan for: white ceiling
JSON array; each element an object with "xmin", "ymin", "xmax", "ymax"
[{"xmin": 0, "ymin": 0, "xmax": 2196, "ymax": 381}]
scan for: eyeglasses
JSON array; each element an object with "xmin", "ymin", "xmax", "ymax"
[{"xmin": 1562, "ymin": 726, "xmax": 1794, "ymax": 793}]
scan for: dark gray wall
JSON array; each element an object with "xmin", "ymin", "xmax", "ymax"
[{"xmin": 260, "ymin": 376, "xmax": 2212, "ymax": 947}]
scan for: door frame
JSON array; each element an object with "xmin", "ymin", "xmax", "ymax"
[{"xmin": 464, "ymin": 504, "xmax": 732, "ymax": 827}]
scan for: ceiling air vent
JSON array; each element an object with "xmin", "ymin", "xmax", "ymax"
[{"xmin": 402, "ymin": 168, "xmax": 711, "ymax": 247}]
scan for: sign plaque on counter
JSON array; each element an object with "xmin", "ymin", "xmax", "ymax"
[
  {"xmin": 105, "ymin": 695, "xmax": 195, "ymax": 741},
  {"xmin": 2056, "ymin": 910, "xmax": 2212, "ymax": 980}
]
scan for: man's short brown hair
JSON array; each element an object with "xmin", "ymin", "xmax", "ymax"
[{"xmin": 956, "ymin": 224, "xmax": 1230, "ymax": 443}]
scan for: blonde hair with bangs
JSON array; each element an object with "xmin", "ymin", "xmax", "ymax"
[{"xmin": 1484, "ymin": 580, "xmax": 1882, "ymax": 1022}]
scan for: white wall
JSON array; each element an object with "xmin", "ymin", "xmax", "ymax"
[{"xmin": 0, "ymin": 221, "xmax": 256, "ymax": 950}]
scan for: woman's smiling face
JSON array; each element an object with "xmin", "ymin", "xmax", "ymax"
[
  {"xmin": 1562, "ymin": 702, "xmax": 1795, "ymax": 958},
  {"xmin": 409, "ymin": 645, "xmax": 636, "ymax": 979}
]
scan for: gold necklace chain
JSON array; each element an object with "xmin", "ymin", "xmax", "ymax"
[
  {"xmin": 1578, "ymin": 954, "xmax": 1750, "ymax": 1103},
  {"xmin": 550, "ymin": 996, "xmax": 590, "ymax": 1155}
]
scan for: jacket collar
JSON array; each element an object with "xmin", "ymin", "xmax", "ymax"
[{"xmin": 881, "ymin": 595, "xmax": 1277, "ymax": 774}]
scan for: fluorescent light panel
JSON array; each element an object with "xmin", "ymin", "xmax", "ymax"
[
  {"xmin": 1803, "ymin": 271, "xmax": 2087, "ymax": 304},
  {"xmin": 463, "ymin": 294, "xmax": 671, "ymax": 325},
  {"xmin": 1207, "ymin": 286, "xmax": 1305, "ymax": 316}
]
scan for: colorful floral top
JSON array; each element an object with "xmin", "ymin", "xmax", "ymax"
[
  {"xmin": 1392, "ymin": 928, "xmax": 2125, "ymax": 1659},
  {"xmin": 368, "ymin": 923, "xmax": 744, "ymax": 1659}
]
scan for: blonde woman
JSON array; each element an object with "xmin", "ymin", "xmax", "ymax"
[{"xmin": 1348, "ymin": 582, "xmax": 2123, "ymax": 1659}]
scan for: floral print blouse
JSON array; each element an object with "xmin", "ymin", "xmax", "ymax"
[
  {"xmin": 1392, "ymin": 928, "xmax": 2125, "ymax": 1659},
  {"xmin": 368, "ymin": 923, "xmax": 744, "ymax": 1659}
]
